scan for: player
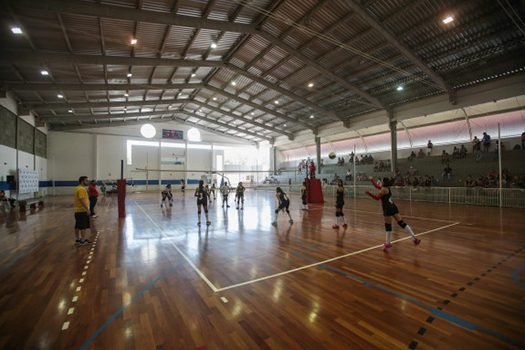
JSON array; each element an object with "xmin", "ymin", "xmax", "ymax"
[
  {"xmin": 365, "ymin": 177, "xmax": 421, "ymax": 251},
  {"xmin": 235, "ymin": 182, "xmax": 246, "ymax": 210},
  {"xmin": 194, "ymin": 180, "xmax": 210, "ymax": 226},
  {"xmin": 180, "ymin": 179, "xmax": 185, "ymax": 193},
  {"xmin": 220, "ymin": 181, "xmax": 230, "ymax": 208},
  {"xmin": 271, "ymin": 187, "xmax": 293, "ymax": 226},
  {"xmin": 161, "ymin": 184, "xmax": 173, "ymax": 208},
  {"xmin": 333, "ymin": 179, "xmax": 347, "ymax": 229},
  {"xmin": 300, "ymin": 181, "xmax": 308, "ymax": 210},
  {"xmin": 205, "ymin": 184, "xmax": 212, "ymax": 203},
  {"xmin": 210, "ymin": 183, "xmax": 217, "ymax": 200}
]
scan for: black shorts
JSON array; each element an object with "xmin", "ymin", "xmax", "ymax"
[
  {"xmin": 383, "ymin": 205, "xmax": 399, "ymax": 217},
  {"xmin": 75, "ymin": 212, "xmax": 90, "ymax": 230},
  {"xmin": 197, "ymin": 200, "xmax": 208, "ymax": 206},
  {"xmin": 336, "ymin": 201, "xmax": 344, "ymax": 209},
  {"xmin": 302, "ymin": 196, "xmax": 307, "ymax": 205},
  {"xmin": 278, "ymin": 202, "xmax": 290, "ymax": 211}
]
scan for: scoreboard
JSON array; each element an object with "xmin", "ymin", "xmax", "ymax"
[{"xmin": 162, "ymin": 129, "xmax": 184, "ymax": 140}]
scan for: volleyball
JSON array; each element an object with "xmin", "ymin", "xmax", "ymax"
[{"xmin": 329, "ymin": 151, "xmax": 336, "ymax": 159}]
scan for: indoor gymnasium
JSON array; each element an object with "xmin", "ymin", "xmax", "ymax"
[{"xmin": 1, "ymin": 0, "xmax": 525, "ymax": 349}]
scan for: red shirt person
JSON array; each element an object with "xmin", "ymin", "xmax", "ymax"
[
  {"xmin": 88, "ymin": 180, "xmax": 99, "ymax": 218},
  {"xmin": 309, "ymin": 162, "xmax": 316, "ymax": 179}
]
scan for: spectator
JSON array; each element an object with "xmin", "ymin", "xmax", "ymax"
[
  {"xmin": 404, "ymin": 175, "xmax": 411, "ymax": 186},
  {"xmin": 417, "ymin": 149, "xmax": 425, "ymax": 158},
  {"xmin": 482, "ymin": 132, "xmax": 491, "ymax": 152},
  {"xmin": 74, "ymin": 176, "xmax": 92, "ymax": 246},
  {"xmin": 511, "ymin": 175, "xmax": 523, "ymax": 188},
  {"xmin": 345, "ymin": 169, "xmax": 352, "ymax": 182},
  {"xmin": 378, "ymin": 160, "xmax": 385, "ymax": 172},
  {"xmin": 452, "ymin": 146, "xmax": 460, "ymax": 159},
  {"xmin": 442, "ymin": 165, "xmax": 452, "ymax": 181},
  {"xmin": 488, "ymin": 169, "xmax": 497, "ymax": 178},
  {"xmin": 309, "ymin": 161, "xmax": 316, "ymax": 179},
  {"xmin": 0, "ymin": 190, "xmax": 16, "ymax": 208},
  {"xmin": 373, "ymin": 162, "xmax": 378, "ymax": 172},
  {"xmin": 459, "ymin": 145, "xmax": 468, "ymax": 158},
  {"xmin": 465, "ymin": 175, "xmax": 474, "ymax": 187},
  {"xmin": 441, "ymin": 150, "xmax": 450, "ymax": 165},
  {"xmin": 349, "ymin": 152, "xmax": 355, "ymax": 163},
  {"xmin": 408, "ymin": 151, "xmax": 416, "ymax": 162},
  {"xmin": 488, "ymin": 175, "xmax": 497, "ymax": 187},
  {"xmin": 100, "ymin": 182, "xmax": 107, "ymax": 195},
  {"xmin": 395, "ymin": 176, "xmax": 405, "ymax": 186},
  {"xmin": 412, "ymin": 177, "xmax": 419, "ymax": 187},
  {"xmin": 424, "ymin": 176, "xmax": 431, "ymax": 187},
  {"xmin": 88, "ymin": 180, "xmax": 99, "ymax": 218},
  {"xmin": 472, "ymin": 136, "xmax": 481, "ymax": 152},
  {"xmin": 522, "ymin": 131, "xmax": 525, "ymax": 150},
  {"xmin": 368, "ymin": 154, "xmax": 374, "ymax": 163},
  {"xmin": 427, "ymin": 140, "xmax": 433, "ymax": 156},
  {"xmin": 475, "ymin": 176, "xmax": 484, "ymax": 187},
  {"xmin": 407, "ymin": 166, "xmax": 417, "ymax": 176}
]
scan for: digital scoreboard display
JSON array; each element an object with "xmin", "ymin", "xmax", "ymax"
[{"xmin": 162, "ymin": 129, "xmax": 184, "ymax": 140}]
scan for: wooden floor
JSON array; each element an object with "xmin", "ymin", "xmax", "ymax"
[{"xmin": 1, "ymin": 190, "xmax": 524, "ymax": 350}]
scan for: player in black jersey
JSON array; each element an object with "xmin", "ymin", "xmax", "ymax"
[
  {"xmin": 235, "ymin": 182, "xmax": 245, "ymax": 210},
  {"xmin": 366, "ymin": 177, "xmax": 420, "ymax": 251},
  {"xmin": 271, "ymin": 187, "xmax": 293, "ymax": 226},
  {"xmin": 333, "ymin": 179, "xmax": 348, "ymax": 229},
  {"xmin": 301, "ymin": 182, "xmax": 308, "ymax": 210},
  {"xmin": 194, "ymin": 180, "xmax": 211, "ymax": 226},
  {"xmin": 161, "ymin": 184, "xmax": 173, "ymax": 208}
]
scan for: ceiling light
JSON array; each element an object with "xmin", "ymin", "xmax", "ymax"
[
  {"xmin": 57, "ymin": 94, "xmax": 64, "ymax": 98},
  {"xmin": 11, "ymin": 27, "xmax": 22, "ymax": 34},
  {"xmin": 140, "ymin": 124, "xmax": 156, "ymax": 138},
  {"xmin": 191, "ymin": 73, "xmax": 196, "ymax": 77},
  {"xmin": 131, "ymin": 38, "xmax": 137, "ymax": 45},
  {"xmin": 187, "ymin": 127, "xmax": 201, "ymax": 141},
  {"xmin": 127, "ymin": 73, "xmax": 132, "ymax": 77},
  {"xmin": 124, "ymin": 107, "xmax": 127, "ymax": 111},
  {"xmin": 251, "ymin": 112, "xmax": 254, "ymax": 115},
  {"xmin": 212, "ymin": 97, "xmax": 217, "ymax": 101},
  {"xmin": 308, "ymin": 82, "xmax": 314, "ymax": 88},
  {"xmin": 396, "ymin": 86, "xmax": 404, "ymax": 91},
  {"xmin": 68, "ymin": 109, "xmax": 73, "ymax": 113},
  {"xmin": 310, "ymin": 115, "xmax": 314, "ymax": 119},
  {"xmin": 124, "ymin": 93, "xmax": 129, "ymax": 97},
  {"xmin": 40, "ymin": 70, "xmax": 49, "ymax": 76},
  {"xmin": 443, "ymin": 16, "xmax": 453, "ymax": 24},
  {"xmin": 274, "ymin": 100, "xmax": 279, "ymax": 104},
  {"xmin": 283, "ymin": 124, "xmax": 287, "ymax": 127},
  {"xmin": 231, "ymin": 81, "xmax": 236, "ymax": 86},
  {"xmin": 210, "ymin": 42, "xmax": 217, "ymax": 49}
]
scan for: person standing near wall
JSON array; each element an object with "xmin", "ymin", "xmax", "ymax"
[
  {"xmin": 74, "ymin": 176, "xmax": 92, "ymax": 246},
  {"xmin": 88, "ymin": 180, "xmax": 99, "ymax": 218}
]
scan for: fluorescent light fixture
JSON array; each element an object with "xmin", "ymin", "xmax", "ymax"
[
  {"xmin": 210, "ymin": 42, "xmax": 217, "ymax": 49},
  {"xmin": 310, "ymin": 115, "xmax": 314, "ymax": 119},
  {"xmin": 231, "ymin": 81, "xmax": 236, "ymax": 86},
  {"xmin": 396, "ymin": 86, "xmax": 404, "ymax": 91},
  {"xmin": 274, "ymin": 100, "xmax": 279, "ymax": 104},
  {"xmin": 212, "ymin": 97, "xmax": 217, "ymax": 101},
  {"xmin": 140, "ymin": 124, "xmax": 156, "ymax": 138},
  {"xmin": 127, "ymin": 73, "xmax": 132, "ymax": 77},
  {"xmin": 443, "ymin": 16, "xmax": 454, "ymax": 24},
  {"xmin": 68, "ymin": 109, "xmax": 73, "ymax": 113},
  {"xmin": 57, "ymin": 94, "xmax": 64, "ymax": 98},
  {"xmin": 41, "ymin": 70, "xmax": 49, "ymax": 76},
  {"xmin": 308, "ymin": 82, "xmax": 314, "ymax": 87},
  {"xmin": 187, "ymin": 127, "xmax": 201, "ymax": 142},
  {"xmin": 131, "ymin": 38, "xmax": 137, "ymax": 45},
  {"xmin": 11, "ymin": 27, "xmax": 22, "ymax": 34},
  {"xmin": 124, "ymin": 93, "xmax": 129, "ymax": 97},
  {"xmin": 251, "ymin": 112, "xmax": 254, "ymax": 115},
  {"xmin": 283, "ymin": 124, "xmax": 287, "ymax": 127},
  {"xmin": 191, "ymin": 73, "xmax": 196, "ymax": 77}
]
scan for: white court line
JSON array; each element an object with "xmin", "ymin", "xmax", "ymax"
[
  {"xmin": 67, "ymin": 307, "xmax": 74, "ymax": 315},
  {"xmin": 215, "ymin": 222, "xmax": 461, "ymax": 292},
  {"xmin": 220, "ymin": 297, "xmax": 228, "ymax": 303},
  {"xmin": 61, "ymin": 322, "xmax": 70, "ymax": 330},
  {"xmin": 72, "ymin": 296, "xmax": 78, "ymax": 302},
  {"xmin": 134, "ymin": 201, "xmax": 219, "ymax": 292}
]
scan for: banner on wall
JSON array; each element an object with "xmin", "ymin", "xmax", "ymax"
[{"xmin": 18, "ymin": 169, "xmax": 39, "ymax": 194}]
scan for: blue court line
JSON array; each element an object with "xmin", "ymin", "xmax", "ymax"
[
  {"xmin": 293, "ymin": 253, "xmax": 525, "ymax": 348},
  {"xmin": 78, "ymin": 262, "xmax": 183, "ymax": 350},
  {"xmin": 512, "ymin": 266, "xmax": 525, "ymax": 289}
]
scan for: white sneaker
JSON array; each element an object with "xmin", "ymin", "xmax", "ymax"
[{"xmin": 91, "ymin": 214, "xmax": 99, "ymax": 218}]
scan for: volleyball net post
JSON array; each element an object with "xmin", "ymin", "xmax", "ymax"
[{"xmin": 117, "ymin": 159, "xmax": 127, "ymax": 218}]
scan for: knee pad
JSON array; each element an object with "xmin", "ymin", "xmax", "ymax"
[
  {"xmin": 340, "ymin": 212, "xmax": 344, "ymax": 217},
  {"xmin": 286, "ymin": 209, "xmax": 290, "ymax": 214},
  {"xmin": 385, "ymin": 223, "xmax": 392, "ymax": 231},
  {"xmin": 275, "ymin": 209, "xmax": 279, "ymax": 214},
  {"xmin": 204, "ymin": 210, "xmax": 208, "ymax": 214},
  {"xmin": 335, "ymin": 212, "xmax": 340, "ymax": 217},
  {"xmin": 397, "ymin": 220, "xmax": 407, "ymax": 228},
  {"xmin": 198, "ymin": 211, "xmax": 201, "ymax": 215}
]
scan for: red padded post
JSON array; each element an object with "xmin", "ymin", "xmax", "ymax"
[
  {"xmin": 305, "ymin": 178, "xmax": 324, "ymax": 204},
  {"xmin": 117, "ymin": 179, "xmax": 126, "ymax": 218}
]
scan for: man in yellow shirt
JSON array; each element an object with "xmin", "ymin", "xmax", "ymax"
[{"xmin": 75, "ymin": 176, "xmax": 92, "ymax": 246}]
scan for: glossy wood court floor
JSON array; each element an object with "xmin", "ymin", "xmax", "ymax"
[{"xmin": 1, "ymin": 189, "xmax": 524, "ymax": 350}]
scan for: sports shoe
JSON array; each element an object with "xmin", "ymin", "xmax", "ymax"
[
  {"xmin": 342, "ymin": 223, "xmax": 348, "ymax": 229},
  {"xmin": 75, "ymin": 239, "xmax": 83, "ymax": 246},
  {"xmin": 197, "ymin": 222, "xmax": 201, "ymax": 226},
  {"xmin": 91, "ymin": 214, "xmax": 99, "ymax": 218},
  {"xmin": 241, "ymin": 207, "xmax": 244, "ymax": 210},
  {"xmin": 383, "ymin": 243, "xmax": 393, "ymax": 251},
  {"xmin": 413, "ymin": 238, "xmax": 421, "ymax": 246},
  {"xmin": 82, "ymin": 239, "xmax": 92, "ymax": 246},
  {"xmin": 236, "ymin": 207, "xmax": 239, "ymax": 210},
  {"xmin": 332, "ymin": 224, "xmax": 339, "ymax": 229},
  {"xmin": 206, "ymin": 221, "xmax": 211, "ymax": 226},
  {"xmin": 271, "ymin": 221, "xmax": 277, "ymax": 227},
  {"xmin": 289, "ymin": 219, "xmax": 294, "ymax": 224},
  {"xmin": 169, "ymin": 203, "xmax": 173, "ymax": 207},
  {"xmin": 227, "ymin": 205, "xmax": 230, "ymax": 208}
]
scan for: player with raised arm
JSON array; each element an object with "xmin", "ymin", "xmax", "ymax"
[
  {"xmin": 365, "ymin": 177, "xmax": 420, "ymax": 251},
  {"xmin": 271, "ymin": 187, "xmax": 293, "ymax": 226},
  {"xmin": 194, "ymin": 180, "xmax": 211, "ymax": 226},
  {"xmin": 161, "ymin": 184, "xmax": 173, "ymax": 208},
  {"xmin": 235, "ymin": 182, "xmax": 246, "ymax": 210}
]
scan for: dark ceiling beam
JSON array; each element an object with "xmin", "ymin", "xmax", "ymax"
[
  {"xmin": 342, "ymin": 0, "xmax": 453, "ymax": 102},
  {"xmin": 0, "ymin": 51, "xmax": 339, "ymax": 120},
  {"xmin": 27, "ymin": 98, "xmax": 190, "ymax": 110}
]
